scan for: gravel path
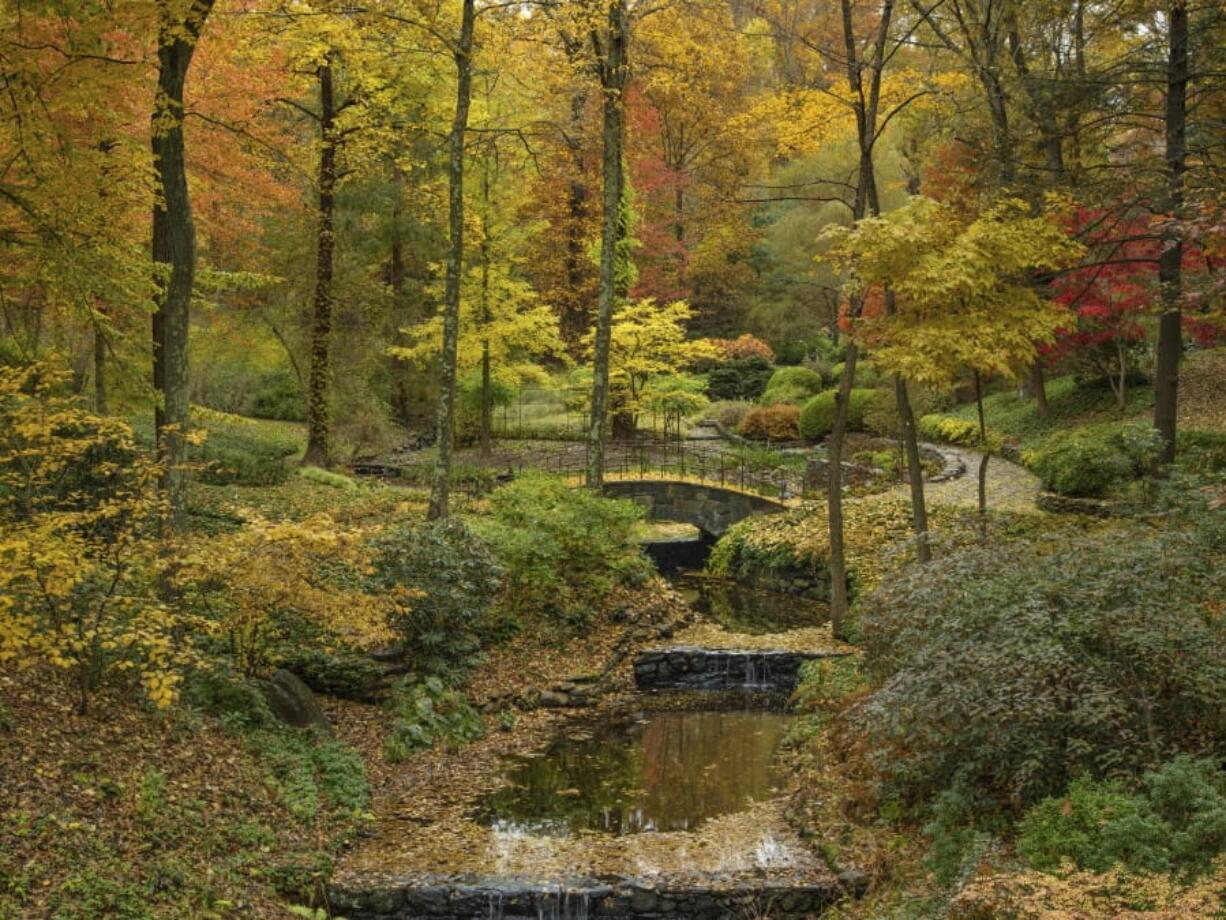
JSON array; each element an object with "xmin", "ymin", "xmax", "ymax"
[{"xmin": 881, "ymin": 446, "xmax": 1043, "ymax": 513}]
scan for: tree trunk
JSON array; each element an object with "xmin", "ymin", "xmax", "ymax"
[
  {"xmin": 151, "ymin": 0, "xmax": 214, "ymax": 530},
  {"xmin": 825, "ymin": 0, "xmax": 894, "ymax": 639},
  {"xmin": 586, "ymin": 0, "xmax": 629, "ymax": 490},
  {"xmin": 562, "ymin": 85, "xmax": 591, "ymax": 350},
  {"xmin": 827, "ymin": 342, "xmax": 859, "ymax": 637},
  {"xmin": 1153, "ymin": 2, "xmax": 1188, "ymax": 467},
  {"xmin": 896, "ymin": 375, "xmax": 930, "ymax": 562},
  {"xmin": 93, "ymin": 321, "xmax": 107, "ymax": 415},
  {"xmin": 479, "ymin": 159, "xmax": 493, "ymax": 459},
  {"xmin": 428, "ymin": 0, "xmax": 476, "ymax": 520},
  {"xmin": 303, "ymin": 59, "xmax": 338, "ymax": 468},
  {"xmin": 974, "ymin": 370, "xmax": 989, "ymax": 534},
  {"xmin": 1030, "ymin": 360, "xmax": 1049, "ymax": 417},
  {"xmin": 388, "ymin": 168, "xmax": 412, "ymax": 427}
]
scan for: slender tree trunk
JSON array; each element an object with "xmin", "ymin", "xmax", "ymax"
[
  {"xmin": 974, "ymin": 370, "xmax": 989, "ymax": 534},
  {"xmin": 1153, "ymin": 2, "xmax": 1188, "ymax": 466},
  {"xmin": 896, "ymin": 375, "xmax": 930, "ymax": 562},
  {"xmin": 562, "ymin": 85, "xmax": 590, "ymax": 350},
  {"xmin": 826, "ymin": 0, "xmax": 894, "ymax": 639},
  {"xmin": 93, "ymin": 321, "xmax": 107, "ymax": 415},
  {"xmin": 881, "ymin": 288, "xmax": 929, "ymax": 562},
  {"xmin": 151, "ymin": 0, "xmax": 214, "ymax": 529},
  {"xmin": 428, "ymin": 0, "xmax": 476, "ymax": 520},
  {"xmin": 388, "ymin": 168, "xmax": 412, "ymax": 427},
  {"xmin": 479, "ymin": 164, "xmax": 493, "ymax": 459},
  {"xmin": 1030, "ymin": 360, "xmax": 1049, "ymax": 417},
  {"xmin": 303, "ymin": 59, "xmax": 338, "ymax": 467},
  {"xmin": 827, "ymin": 341, "xmax": 859, "ymax": 634},
  {"xmin": 586, "ymin": 0, "xmax": 629, "ymax": 490}
]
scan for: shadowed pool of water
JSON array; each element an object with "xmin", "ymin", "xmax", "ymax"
[
  {"xmin": 674, "ymin": 576, "xmax": 827, "ymax": 635},
  {"xmin": 478, "ymin": 710, "xmax": 792, "ymax": 836}
]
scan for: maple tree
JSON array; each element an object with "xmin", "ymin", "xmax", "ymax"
[
  {"xmin": 826, "ymin": 196, "xmax": 1083, "ymax": 517},
  {"xmin": 581, "ymin": 297, "xmax": 718, "ymax": 437}
]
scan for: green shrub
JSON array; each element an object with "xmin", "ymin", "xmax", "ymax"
[
  {"xmin": 1025, "ymin": 423, "xmax": 1162, "ymax": 497},
  {"xmin": 798, "ymin": 388, "xmax": 877, "ymax": 440},
  {"xmin": 1018, "ymin": 776, "xmax": 1165, "ymax": 873},
  {"xmin": 1019, "ymin": 757, "xmax": 1226, "ymax": 878},
  {"xmin": 737, "ymin": 404, "xmax": 801, "ymax": 442},
  {"xmin": 249, "ymin": 727, "xmax": 368, "ymax": 820},
  {"xmin": 182, "ymin": 669, "xmax": 275, "ymax": 733},
  {"xmin": 248, "ymin": 369, "xmax": 305, "ymax": 422},
  {"xmin": 856, "ymin": 515, "xmax": 1226, "ymax": 818},
  {"xmin": 706, "ymin": 357, "xmax": 774, "ymax": 401},
  {"xmin": 296, "ymin": 466, "xmax": 357, "ymax": 490},
  {"xmin": 766, "ymin": 366, "xmax": 824, "ymax": 398},
  {"xmin": 384, "ymin": 677, "xmax": 486, "ymax": 762},
  {"xmin": 189, "ymin": 424, "xmax": 296, "ymax": 486},
  {"xmin": 918, "ymin": 414, "xmax": 984, "ymax": 447},
  {"xmin": 758, "ymin": 384, "xmax": 812, "ymax": 406},
  {"xmin": 476, "ymin": 475, "xmax": 651, "ymax": 628},
  {"xmin": 1025, "ymin": 432, "xmax": 1133, "ymax": 497},
  {"xmin": 371, "ymin": 518, "xmax": 503, "ymax": 681},
  {"xmin": 1177, "ymin": 429, "xmax": 1226, "ymax": 475}
]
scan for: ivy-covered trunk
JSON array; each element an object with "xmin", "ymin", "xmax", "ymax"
[
  {"xmin": 151, "ymin": 0, "xmax": 215, "ymax": 529},
  {"xmin": 428, "ymin": 0, "xmax": 476, "ymax": 520},
  {"xmin": 303, "ymin": 58, "xmax": 337, "ymax": 467},
  {"xmin": 586, "ymin": 0, "xmax": 629, "ymax": 490}
]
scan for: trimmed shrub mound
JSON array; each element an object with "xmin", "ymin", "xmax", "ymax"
[
  {"xmin": 765, "ymin": 366, "xmax": 824, "ymax": 398},
  {"xmin": 799, "ymin": 388, "xmax": 878, "ymax": 440},
  {"xmin": 1023, "ymin": 423, "xmax": 1162, "ymax": 497},
  {"xmin": 737, "ymin": 404, "xmax": 801, "ymax": 441}
]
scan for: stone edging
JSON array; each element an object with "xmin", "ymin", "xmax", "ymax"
[
  {"xmin": 1035, "ymin": 491, "xmax": 1127, "ymax": 518},
  {"xmin": 921, "ymin": 443, "xmax": 967, "ymax": 484},
  {"xmin": 331, "ymin": 875, "xmax": 841, "ymax": 919}
]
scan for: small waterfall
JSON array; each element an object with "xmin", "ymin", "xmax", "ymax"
[
  {"xmin": 486, "ymin": 890, "xmax": 504, "ymax": 920},
  {"xmin": 563, "ymin": 889, "xmax": 591, "ymax": 920}
]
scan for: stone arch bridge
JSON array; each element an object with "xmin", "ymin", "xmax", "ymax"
[{"xmin": 601, "ymin": 478, "xmax": 791, "ymax": 538}]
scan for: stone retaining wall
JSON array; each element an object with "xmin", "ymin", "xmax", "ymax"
[
  {"xmin": 331, "ymin": 876, "xmax": 839, "ymax": 919},
  {"xmin": 634, "ymin": 646, "xmax": 849, "ymax": 693}
]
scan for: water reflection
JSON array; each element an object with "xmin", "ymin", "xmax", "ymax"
[
  {"xmin": 675, "ymin": 576, "xmax": 826, "ymax": 635},
  {"xmin": 479, "ymin": 711, "xmax": 791, "ymax": 836}
]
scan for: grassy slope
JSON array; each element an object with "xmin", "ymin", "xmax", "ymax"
[{"xmin": 942, "ymin": 349, "xmax": 1226, "ymax": 449}]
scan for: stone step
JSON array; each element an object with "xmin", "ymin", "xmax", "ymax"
[{"xmin": 633, "ymin": 646, "xmax": 851, "ymax": 693}]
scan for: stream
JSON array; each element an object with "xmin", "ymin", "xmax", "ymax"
[{"xmin": 331, "ymin": 570, "xmax": 841, "ymax": 919}]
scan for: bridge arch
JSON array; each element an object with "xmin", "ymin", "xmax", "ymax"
[{"xmin": 601, "ymin": 479, "xmax": 789, "ymax": 538}]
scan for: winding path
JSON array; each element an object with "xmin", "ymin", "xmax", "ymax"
[{"xmin": 881, "ymin": 446, "xmax": 1042, "ymax": 513}]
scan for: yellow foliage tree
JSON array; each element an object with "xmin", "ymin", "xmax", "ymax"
[
  {"xmin": 825, "ymin": 197, "xmax": 1082, "ymax": 517},
  {"xmin": 581, "ymin": 298, "xmax": 719, "ymax": 437},
  {"xmin": 175, "ymin": 512, "xmax": 400, "ymax": 675},
  {"xmin": 0, "ymin": 364, "xmax": 189, "ymax": 713}
]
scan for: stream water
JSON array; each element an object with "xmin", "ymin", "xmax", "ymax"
[
  {"xmin": 673, "ymin": 575, "xmax": 827, "ymax": 634},
  {"xmin": 478, "ymin": 709, "xmax": 792, "ymax": 835}
]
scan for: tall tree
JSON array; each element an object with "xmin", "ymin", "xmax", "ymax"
[
  {"xmin": 428, "ymin": 0, "xmax": 477, "ymax": 519},
  {"xmin": 151, "ymin": 0, "xmax": 216, "ymax": 527},
  {"xmin": 586, "ymin": 0, "xmax": 630, "ymax": 489}
]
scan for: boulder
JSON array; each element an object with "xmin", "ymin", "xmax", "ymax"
[{"xmin": 261, "ymin": 669, "xmax": 333, "ymax": 735}]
